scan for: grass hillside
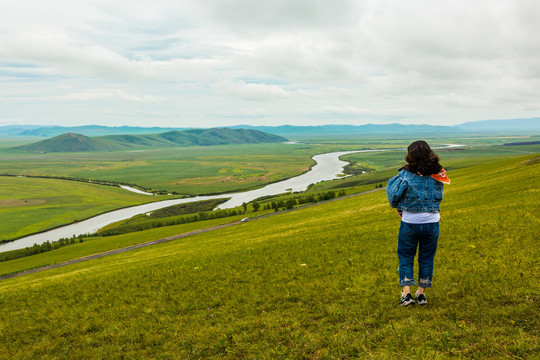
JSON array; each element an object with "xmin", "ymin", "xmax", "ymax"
[
  {"xmin": 15, "ymin": 132, "xmax": 112, "ymax": 152},
  {"xmin": 0, "ymin": 154, "xmax": 538, "ymax": 359},
  {"xmin": 14, "ymin": 128, "xmax": 288, "ymax": 153}
]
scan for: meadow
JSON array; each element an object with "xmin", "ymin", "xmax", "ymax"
[
  {"xmin": 0, "ymin": 176, "xmax": 173, "ymax": 242},
  {"xmin": 0, "ymin": 142, "xmax": 338, "ymax": 195},
  {"xmin": 0, "ymin": 152, "xmax": 537, "ymax": 359}
]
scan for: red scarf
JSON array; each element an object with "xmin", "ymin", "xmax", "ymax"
[{"xmin": 430, "ymin": 168, "xmax": 450, "ymax": 184}]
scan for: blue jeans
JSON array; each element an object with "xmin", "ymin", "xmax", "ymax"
[{"xmin": 397, "ymin": 221, "xmax": 439, "ymax": 288}]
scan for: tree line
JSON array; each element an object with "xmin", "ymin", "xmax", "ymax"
[{"xmin": 0, "ymin": 235, "xmax": 85, "ymax": 262}]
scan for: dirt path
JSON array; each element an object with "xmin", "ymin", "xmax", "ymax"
[{"xmin": 0, "ymin": 187, "xmax": 385, "ymax": 281}]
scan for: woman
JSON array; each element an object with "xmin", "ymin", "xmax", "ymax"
[{"xmin": 386, "ymin": 141, "xmax": 450, "ymax": 306}]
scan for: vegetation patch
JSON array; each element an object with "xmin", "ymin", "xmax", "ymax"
[
  {"xmin": 342, "ymin": 161, "xmax": 375, "ymax": 176},
  {"xmin": 522, "ymin": 155, "xmax": 540, "ymax": 166},
  {"xmin": 0, "ymin": 235, "xmax": 85, "ymax": 263},
  {"xmin": 148, "ymin": 199, "xmax": 228, "ymax": 218},
  {"xmin": 503, "ymin": 141, "xmax": 540, "ymax": 146}
]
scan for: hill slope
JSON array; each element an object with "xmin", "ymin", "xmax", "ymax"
[
  {"xmin": 14, "ymin": 132, "xmax": 112, "ymax": 152},
  {"xmin": 0, "ymin": 154, "xmax": 538, "ymax": 358},
  {"xmin": 15, "ymin": 128, "xmax": 288, "ymax": 152}
]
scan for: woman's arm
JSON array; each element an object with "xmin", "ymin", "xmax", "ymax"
[{"xmin": 386, "ymin": 173, "xmax": 408, "ymax": 208}]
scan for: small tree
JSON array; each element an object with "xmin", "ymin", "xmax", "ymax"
[
  {"xmin": 242, "ymin": 202, "xmax": 248, "ymax": 214},
  {"xmin": 252, "ymin": 201, "xmax": 260, "ymax": 212},
  {"xmin": 285, "ymin": 199, "xmax": 296, "ymax": 209}
]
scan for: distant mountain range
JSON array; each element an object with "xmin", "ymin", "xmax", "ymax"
[
  {"xmin": 13, "ymin": 128, "xmax": 288, "ymax": 153},
  {"xmin": 232, "ymin": 118, "xmax": 540, "ymax": 135},
  {"xmin": 1, "ymin": 117, "xmax": 539, "ymax": 139},
  {"xmin": 0, "ymin": 125, "xmax": 184, "ymax": 138}
]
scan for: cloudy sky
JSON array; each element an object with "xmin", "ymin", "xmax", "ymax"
[{"xmin": 1, "ymin": 0, "xmax": 539, "ymax": 128}]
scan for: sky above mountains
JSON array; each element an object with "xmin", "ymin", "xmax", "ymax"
[{"xmin": 1, "ymin": 0, "xmax": 539, "ymax": 128}]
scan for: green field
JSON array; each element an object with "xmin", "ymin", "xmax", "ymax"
[
  {"xmin": 0, "ymin": 143, "xmax": 332, "ymax": 195},
  {"xmin": 0, "ymin": 153, "xmax": 538, "ymax": 359},
  {"xmin": 0, "ymin": 176, "xmax": 174, "ymax": 242}
]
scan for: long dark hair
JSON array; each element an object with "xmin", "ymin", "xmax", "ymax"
[{"xmin": 404, "ymin": 140, "xmax": 442, "ymax": 175}]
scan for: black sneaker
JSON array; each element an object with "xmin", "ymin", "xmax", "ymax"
[
  {"xmin": 415, "ymin": 291, "xmax": 427, "ymax": 305},
  {"xmin": 400, "ymin": 293, "xmax": 415, "ymax": 306}
]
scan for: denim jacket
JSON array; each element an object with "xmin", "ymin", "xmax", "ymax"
[{"xmin": 386, "ymin": 169, "xmax": 444, "ymax": 212}]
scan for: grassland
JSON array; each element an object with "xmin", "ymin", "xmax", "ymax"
[
  {"xmin": 0, "ymin": 143, "xmax": 334, "ymax": 195},
  {"xmin": 0, "ymin": 176, "xmax": 174, "ymax": 242},
  {"xmin": 0, "ymin": 153, "xmax": 537, "ymax": 359}
]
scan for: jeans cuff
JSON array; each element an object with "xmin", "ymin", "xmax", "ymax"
[
  {"xmin": 399, "ymin": 279, "xmax": 415, "ymax": 286},
  {"xmin": 418, "ymin": 279, "xmax": 432, "ymax": 288}
]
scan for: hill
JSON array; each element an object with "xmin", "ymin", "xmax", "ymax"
[
  {"xmin": 14, "ymin": 132, "xmax": 112, "ymax": 152},
  {"xmin": 14, "ymin": 128, "xmax": 288, "ymax": 152},
  {"xmin": 0, "ymin": 154, "xmax": 537, "ymax": 358}
]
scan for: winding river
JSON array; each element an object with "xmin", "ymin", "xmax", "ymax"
[{"xmin": 0, "ymin": 145, "xmax": 461, "ymax": 252}]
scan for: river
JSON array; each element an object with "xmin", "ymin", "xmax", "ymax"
[{"xmin": 0, "ymin": 146, "xmax": 460, "ymax": 252}]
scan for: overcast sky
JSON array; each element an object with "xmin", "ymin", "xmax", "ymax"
[{"xmin": 1, "ymin": 0, "xmax": 539, "ymax": 128}]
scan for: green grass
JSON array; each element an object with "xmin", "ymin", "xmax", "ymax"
[
  {"xmin": 0, "ymin": 176, "xmax": 176, "ymax": 241},
  {"xmin": 0, "ymin": 143, "xmax": 335, "ymax": 195},
  {"xmin": 0, "ymin": 215, "xmax": 249, "ymax": 275},
  {"xmin": 0, "ymin": 153, "xmax": 538, "ymax": 359}
]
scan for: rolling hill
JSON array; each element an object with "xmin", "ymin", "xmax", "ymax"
[{"xmin": 13, "ymin": 128, "xmax": 288, "ymax": 153}]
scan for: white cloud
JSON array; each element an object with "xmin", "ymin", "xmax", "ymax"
[
  {"xmin": 0, "ymin": 0, "xmax": 539, "ymax": 127},
  {"xmin": 213, "ymin": 80, "xmax": 289, "ymax": 100},
  {"xmin": 53, "ymin": 89, "xmax": 164, "ymax": 102},
  {"xmin": 0, "ymin": 33, "xmax": 219, "ymax": 82}
]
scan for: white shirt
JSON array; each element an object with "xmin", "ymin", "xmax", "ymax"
[{"xmin": 402, "ymin": 211, "xmax": 440, "ymax": 224}]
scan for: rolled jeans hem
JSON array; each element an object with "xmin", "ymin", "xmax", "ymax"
[{"xmin": 399, "ymin": 279, "xmax": 415, "ymax": 287}]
